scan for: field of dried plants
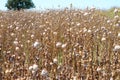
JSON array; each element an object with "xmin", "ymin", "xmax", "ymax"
[{"xmin": 0, "ymin": 8, "xmax": 120, "ymax": 80}]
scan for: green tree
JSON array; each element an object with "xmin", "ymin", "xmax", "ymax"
[{"xmin": 6, "ymin": 0, "xmax": 35, "ymax": 10}]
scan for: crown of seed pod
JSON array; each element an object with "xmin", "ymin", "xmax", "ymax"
[
  {"xmin": 41, "ymin": 68, "xmax": 48, "ymax": 77},
  {"xmin": 113, "ymin": 45, "xmax": 120, "ymax": 52}
]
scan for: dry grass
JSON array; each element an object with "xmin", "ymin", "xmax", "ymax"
[{"xmin": 0, "ymin": 8, "xmax": 120, "ymax": 80}]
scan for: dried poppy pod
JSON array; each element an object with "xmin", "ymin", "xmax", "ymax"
[
  {"xmin": 41, "ymin": 68, "xmax": 49, "ymax": 77},
  {"xmin": 113, "ymin": 45, "xmax": 120, "ymax": 52}
]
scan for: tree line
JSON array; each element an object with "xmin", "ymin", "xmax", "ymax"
[{"xmin": 6, "ymin": 0, "xmax": 35, "ymax": 11}]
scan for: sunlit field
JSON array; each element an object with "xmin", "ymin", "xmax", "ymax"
[{"xmin": 0, "ymin": 8, "xmax": 120, "ymax": 80}]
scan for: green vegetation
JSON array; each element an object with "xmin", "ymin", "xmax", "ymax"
[
  {"xmin": 5, "ymin": 0, "xmax": 35, "ymax": 10},
  {"xmin": 101, "ymin": 7, "xmax": 120, "ymax": 18}
]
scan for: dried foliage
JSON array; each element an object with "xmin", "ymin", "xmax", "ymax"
[{"xmin": 0, "ymin": 8, "xmax": 120, "ymax": 80}]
